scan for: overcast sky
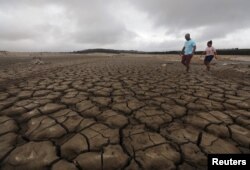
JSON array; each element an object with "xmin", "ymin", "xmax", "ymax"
[{"xmin": 0, "ymin": 0, "xmax": 250, "ymax": 52}]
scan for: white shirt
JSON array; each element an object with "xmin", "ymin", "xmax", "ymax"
[{"xmin": 205, "ymin": 47, "xmax": 216, "ymax": 56}]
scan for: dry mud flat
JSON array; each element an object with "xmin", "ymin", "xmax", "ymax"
[{"xmin": 0, "ymin": 54, "xmax": 250, "ymax": 170}]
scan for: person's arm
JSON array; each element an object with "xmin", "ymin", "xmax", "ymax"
[
  {"xmin": 181, "ymin": 46, "xmax": 185, "ymax": 55},
  {"xmin": 192, "ymin": 45, "xmax": 196, "ymax": 55},
  {"xmin": 213, "ymin": 47, "xmax": 218, "ymax": 59}
]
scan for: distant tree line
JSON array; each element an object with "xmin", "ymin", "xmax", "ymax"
[{"xmin": 74, "ymin": 48, "xmax": 250, "ymax": 55}]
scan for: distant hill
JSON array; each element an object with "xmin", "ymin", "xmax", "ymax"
[
  {"xmin": 74, "ymin": 48, "xmax": 183, "ymax": 55},
  {"xmin": 74, "ymin": 48, "xmax": 250, "ymax": 55},
  {"xmin": 74, "ymin": 49, "xmax": 140, "ymax": 54}
]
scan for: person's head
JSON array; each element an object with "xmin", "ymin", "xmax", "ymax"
[
  {"xmin": 207, "ymin": 40, "xmax": 212, "ymax": 47},
  {"xmin": 185, "ymin": 33, "xmax": 191, "ymax": 41}
]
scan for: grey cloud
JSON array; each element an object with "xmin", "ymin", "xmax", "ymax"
[
  {"xmin": 74, "ymin": 26, "xmax": 136, "ymax": 45},
  {"xmin": 0, "ymin": 0, "xmax": 137, "ymax": 51},
  {"xmin": 62, "ymin": 0, "xmax": 137, "ymax": 45},
  {"xmin": 0, "ymin": 0, "xmax": 249, "ymax": 51},
  {"xmin": 130, "ymin": 0, "xmax": 250, "ymax": 39}
]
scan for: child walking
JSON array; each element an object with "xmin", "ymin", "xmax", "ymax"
[{"xmin": 202, "ymin": 40, "xmax": 217, "ymax": 71}]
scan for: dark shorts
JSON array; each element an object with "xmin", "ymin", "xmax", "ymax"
[
  {"xmin": 204, "ymin": 55, "xmax": 214, "ymax": 63},
  {"xmin": 182, "ymin": 55, "xmax": 193, "ymax": 65}
]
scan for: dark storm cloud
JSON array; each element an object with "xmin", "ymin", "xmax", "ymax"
[{"xmin": 0, "ymin": 0, "xmax": 249, "ymax": 51}]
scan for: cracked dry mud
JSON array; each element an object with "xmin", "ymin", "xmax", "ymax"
[{"xmin": 0, "ymin": 55, "xmax": 250, "ymax": 170}]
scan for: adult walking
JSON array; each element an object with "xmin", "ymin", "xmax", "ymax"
[{"xmin": 181, "ymin": 33, "xmax": 196, "ymax": 72}]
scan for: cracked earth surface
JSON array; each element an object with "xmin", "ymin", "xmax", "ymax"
[{"xmin": 0, "ymin": 55, "xmax": 250, "ymax": 170}]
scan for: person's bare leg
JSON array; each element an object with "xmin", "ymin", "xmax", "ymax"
[
  {"xmin": 186, "ymin": 64, "xmax": 189, "ymax": 72},
  {"xmin": 181, "ymin": 56, "xmax": 186, "ymax": 66},
  {"xmin": 181, "ymin": 56, "xmax": 188, "ymax": 72},
  {"xmin": 207, "ymin": 63, "xmax": 210, "ymax": 71},
  {"xmin": 205, "ymin": 63, "xmax": 208, "ymax": 71},
  {"xmin": 204, "ymin": 61, "xmax": 209, "ymax": 71},
  {"xmin": 186, "ymin": 55, "xmax": 192, "ymax": 72}
]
